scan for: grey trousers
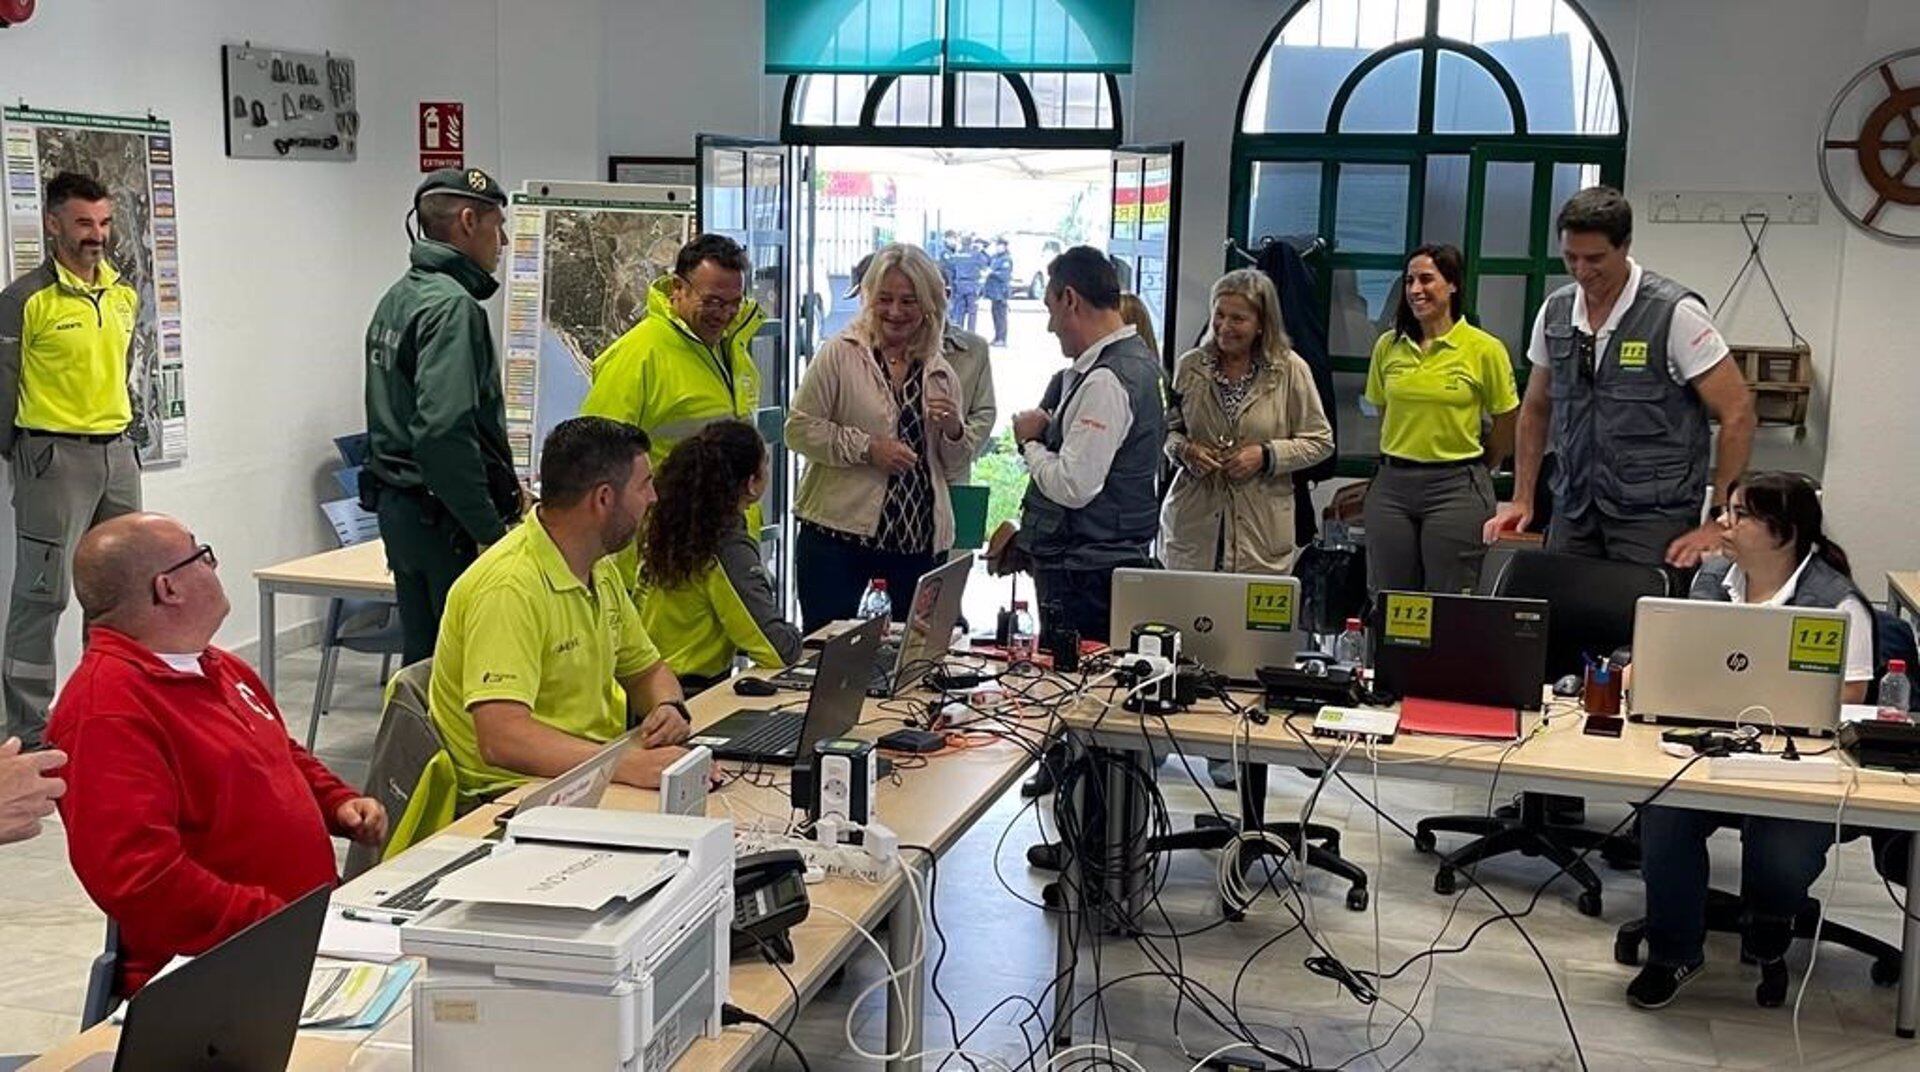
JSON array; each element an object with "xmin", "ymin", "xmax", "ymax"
[
  {"xmin": 4, "ymin": 433, "xmax": 141, "ymax": 746},
  {"xmin": 1363, "ymin": 462, "xmax": 1496, "ymax": 596},
  {"xmin": 1545, "ymin": 506, "xmax": 1694, "ymax": 569}
]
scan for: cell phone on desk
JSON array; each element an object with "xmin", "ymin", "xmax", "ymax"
[{"xmin": 1583, "ymin": 714, "xmax": 1624, "ymax": 738}]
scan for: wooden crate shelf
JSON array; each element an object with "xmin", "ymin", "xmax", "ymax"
[{"xmin": 1729, "ymin": 343, "xmax": 1812, "ymax": 427}]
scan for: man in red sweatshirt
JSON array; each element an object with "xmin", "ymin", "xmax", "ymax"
[{"xmin": 48, "ymin": 512, "xmax": 387, "ymax": 994}]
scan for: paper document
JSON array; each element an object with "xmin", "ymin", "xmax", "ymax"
[
  {"xmin": 319, "ymin": 908, "xmax": 404, "ymax": 962},
  {"xmin": 429, "ymin": 844, "xmax": 678, "ymax": 910},
  {"xmin": 302, "ymin": 959, "xmax": 419, "ymax": 1029}
]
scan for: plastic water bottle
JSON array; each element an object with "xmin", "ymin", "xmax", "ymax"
[
  {"xmin": 1008, "ymin": 600, "xmax": 1037, "ymax": 663},
  {"xmin": 1876, "ymin": 660, "xmax": 1912, "ymax": 721},
  {"xmin": 856, "ymin": 578, "xmax": 892, "ymax": 621},
  {"xmin": 1334, "ymin": 617, "xmax": 1368, "ymax": 669}
]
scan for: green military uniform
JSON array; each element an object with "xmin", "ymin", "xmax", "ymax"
[{"xmin": 363, "ymin": 169, "xmax": 520, "ymax": 664}]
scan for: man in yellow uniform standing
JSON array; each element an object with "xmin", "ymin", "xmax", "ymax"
[
  {"xmin": 0, "ymin": 172, "xmax": 143, "ymax": 749},
  {"xmin": 581, "ymin": 234, "xmax": 762, "ymax": 502}
]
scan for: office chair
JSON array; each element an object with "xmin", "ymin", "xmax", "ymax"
[
  {"xmin": 78, "ymin": 919, "xmax": 121, "ymax": 1029},
  {"xmin": 1412, "ymin": 549, "xmax": 1669, "ymax": 916},
  {"xmin": 342, "ymin": 660, "xmax": 441, "ymax": 881},
  {"xmin": 1146, "ymin": 762, "xmax": 1370, "ymax": 916},
  {"xmin": 305, "ymin": 463, "xmax": 405, "ymax": 750}
]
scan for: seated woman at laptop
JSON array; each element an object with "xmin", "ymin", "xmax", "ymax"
[
  {"xmin": 1629, "ymin": 471, "xmax": 1874, "ymax": 1011},
  {"xmin": 639, "ymin": 420, "xmax": 802, "ymax": 692}
]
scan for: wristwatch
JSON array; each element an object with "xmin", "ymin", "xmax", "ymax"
[{"xmin": 657, "ymin": 699, "xmax": 692, "ymax": 724}]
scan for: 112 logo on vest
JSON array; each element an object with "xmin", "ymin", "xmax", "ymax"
[{"xmin": 1618, "ymin": 340, "xmax": 1650, "ymax": 370}]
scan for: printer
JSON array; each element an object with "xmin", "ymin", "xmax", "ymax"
[{"xmin": 401, "ymin": 808, "xmax": 733, "ymax": 1071}]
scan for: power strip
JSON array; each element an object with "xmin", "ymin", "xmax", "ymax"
[
  {"xmin": 1313, "ymin": 705, "xmax": 1399, "ymax": 743},
  {"xmin": 1706, "ymin": 753, "xmax": 1844, "ymax": 783}
]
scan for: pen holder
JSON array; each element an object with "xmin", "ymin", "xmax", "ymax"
[{"xmin": 1583, "ymin": 662, "xmax": 1622, "ymax": 716}]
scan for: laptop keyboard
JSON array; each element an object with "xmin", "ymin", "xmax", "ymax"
[
  {"xmin": 722, "ymin": 709, "xmax": 807, "ymax": 757},
  {"xmin": 376, "ymin": 843, "xmax": 496, "ymax": 911}
]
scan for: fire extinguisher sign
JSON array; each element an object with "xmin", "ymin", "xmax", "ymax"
[{"xmin": 418, "ymin": 102, "xmax": 464, "ymax": 171}]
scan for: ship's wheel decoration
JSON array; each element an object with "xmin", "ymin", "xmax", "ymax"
[{"xmin": 1821, "ymin": 47, "xmax": 1920, "ymax": 243}]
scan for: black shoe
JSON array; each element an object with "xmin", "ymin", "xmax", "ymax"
[
  {"xmin": 1021, "ymin": 767, "xmax": 1056, "ymax": 798},
  {"xmin": 1626, "ymin": 960, "xmax": 1704, "ymax": 1009},
  {"xmin": 1756, "ymin": 958, "xmax": 1788, "ymax": 1008},
  {"xmin": 1027, "ymin": 841, "xmax": 1066, "ymax": 871}
]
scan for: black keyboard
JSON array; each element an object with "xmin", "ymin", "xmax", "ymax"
[
  {"xmin": 377, "ymin": 843, "xmax": 496, "ymax": 911},
  {"xmin": 719, "ymin": 709, "xmax": 806, "ymax": 758}
]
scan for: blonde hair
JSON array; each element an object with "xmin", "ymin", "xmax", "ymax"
[
  {"xmin": 851, "ymin": 243, "xmax": 948, "ymax": 363},
  {"xmin": 1117, "ymin": 293, "xmax": 1160, "ymax": 363},
  {"xmin": 1202, "ymin": 268, "xmax": 1291, "ymax": 368}
]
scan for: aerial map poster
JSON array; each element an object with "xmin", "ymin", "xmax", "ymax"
[
  {"xmin": 501, "ymin": 186, "xmax": 692, "ymax": 477},
  {"xmin": 2, "ymin": 107, "xmax": 188, "ymax": 466}
]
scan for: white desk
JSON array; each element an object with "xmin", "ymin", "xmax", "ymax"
[{"xmin": 253, "ymin": 541, "xmax": 395, "ymax": 699}]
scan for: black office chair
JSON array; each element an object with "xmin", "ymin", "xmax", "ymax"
[
  {"xmin": 79, "ymin": 919, "xmax": 121, "ymax": 1029},
  {"xmin": 1412, "ymin": 549, "xmax": 1669, "ymax": 916}
]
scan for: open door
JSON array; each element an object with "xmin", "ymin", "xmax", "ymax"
[
  {"xmin": 696, "ymin": 134, "xmax": 812, "ymax": 610},
  {"xmin": 1108, "ymin": 143, "xmax": 1182, "ymax": 365}
]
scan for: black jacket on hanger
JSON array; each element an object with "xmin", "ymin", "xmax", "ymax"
[{"xmin": 1257, "ymin": 238, "xmax": 1338, "ymax": 545}]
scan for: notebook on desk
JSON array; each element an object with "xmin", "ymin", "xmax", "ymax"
[{"xmin": 1397, "ymin": 697, "xmax": 1521, "ymax": 741}]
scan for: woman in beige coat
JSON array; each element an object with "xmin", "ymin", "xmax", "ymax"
[
  {"xmin": 1160, "ymin": 269, "xmax": 1334, "ymax": 574},
  {"xmin": 786, "ymin": 244, "xmax": 971, "ymax": 632}
]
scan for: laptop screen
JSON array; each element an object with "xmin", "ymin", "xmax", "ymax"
[{"xmin": 889, "ymin": 553, "xmax": 973, "ymax": 691}]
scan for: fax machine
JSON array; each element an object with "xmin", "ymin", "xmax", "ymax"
[{"xmin": 401, "ymin": 808, "xmax": 733, "ymax": 1071}]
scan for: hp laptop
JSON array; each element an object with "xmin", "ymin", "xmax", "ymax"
[
  {"xmin": 777, "ymin": 553, "xmax": 973, "ymax": 697},
  {"xmin": 1628, "ymin": 598, "xmax": 1850, "ymax": 736},
  {"xmin": 1111, "ymin": 569, "xmax": 1304, "ymax": 682},
  {"xmin": 332, "ymin": 732, "xmax": 632, "ymax": 922},
  {"xmin": 108, "ymin": 886, "xmax": 330, "ymax": 1071},
  {"xmin": 695, "ymin": 615, "xmax": 884, "ymax": 764},
  {"xmin": 1370, "ymin": 591, "xmax": 1551, "ymax": 711}
]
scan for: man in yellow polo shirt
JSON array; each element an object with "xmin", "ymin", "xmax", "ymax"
[
  {"xmin": 429, "ymin": 416, "xmax": 692, "ymax": 801},
  {"xmin": 0, "ymin": 172, "xmax": 144, "ymax": 749}
]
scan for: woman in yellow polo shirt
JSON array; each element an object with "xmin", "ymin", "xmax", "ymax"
[
  {"xmin": 1362, "ymin": 244, "xmax": 1519, "ymax": 595},
  {"xmin": 638, "ymin": 420, "xmax": 801, "ymax": 691}
]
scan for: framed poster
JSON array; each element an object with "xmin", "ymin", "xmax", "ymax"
[{"xmin": 608, "ymin": 155, "xmax": 697, "ymax": 186}]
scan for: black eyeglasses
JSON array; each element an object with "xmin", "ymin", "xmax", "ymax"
[{"xmin": 157, "ymin": 544, "xmax": 217, "ymax": 578}]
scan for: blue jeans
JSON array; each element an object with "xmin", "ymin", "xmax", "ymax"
[{"xmin": 1639, "ymin": 805, "xmax": 1834, "ymax": 965}]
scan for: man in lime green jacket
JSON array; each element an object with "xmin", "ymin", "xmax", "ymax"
[{"xmin": 581, "ymin": 234, "xmax": 763, "ymax": 475}]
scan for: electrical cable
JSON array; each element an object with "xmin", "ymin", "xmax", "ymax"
[
  {"xmin": 721, "ymin": 1003, "xmax": 813, "ymax": 1072},
  {"xmin": 1792, "ymin": 770, "xmax": 1858, "ymax": 1064}
]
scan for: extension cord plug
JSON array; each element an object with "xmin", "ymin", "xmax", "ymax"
[
  {"xmin": 862, "ymin": 820, "xmax": 899, "ymax": 866},
  {"xmin": 1707, "ymin": 752, "xmax": 1844, "ymax": 782}
]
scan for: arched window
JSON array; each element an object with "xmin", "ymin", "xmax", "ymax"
[
  {"xmin": 1232, "ymin": 0, "xmax": 1625, "ymax": 471},
  {"xmin": 784, "ymin": 70, "xmax": 1121, "ymax": 147}
]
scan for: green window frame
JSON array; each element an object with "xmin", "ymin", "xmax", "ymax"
[{"xmin": 1229, "ymin": 0, "xmax": 1627, "ymax": 477}]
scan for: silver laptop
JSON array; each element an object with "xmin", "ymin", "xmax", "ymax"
[
  {"xmin": 1628, "ymin": 598, "xmax": 1850, "ymax": 736},
  {"xmin": 1111, "ymin": 569, "xmax": 1304, "ymax": 682},
  {"xmin": 776, "ymin": 552, "xmax": 974, "ymax": 697},
  {"xmin": 332, "ymin": 732, "xmax": 634, "ymax": 922}
]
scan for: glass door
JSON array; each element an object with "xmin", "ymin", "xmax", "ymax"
[
  {"xmin": 698, "ymin": 134, "xmax": 799, "ymax": 605},
  {"xmin": 1108, "ymin": 143, "xmax": 1183, "ymax": 364}
]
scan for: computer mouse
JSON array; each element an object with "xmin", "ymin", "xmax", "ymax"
[
  {"xmin": 733, "ymin": 676, "xmax": 779, "ymax": 697},
  {"xmin": 1552, "ymin": 674, "xmax": 1583, "ymax": 698}
]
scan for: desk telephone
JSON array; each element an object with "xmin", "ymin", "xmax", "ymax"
[{"xmin": 731, "ymin": 849, "xmax": 810, "ymax": 963}]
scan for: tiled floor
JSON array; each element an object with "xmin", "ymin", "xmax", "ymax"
[{"xmin": 1, "ymin": 646, "xmax": 1915, "ymax": 1069}]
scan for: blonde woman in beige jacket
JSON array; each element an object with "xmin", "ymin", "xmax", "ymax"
[
  {"xmin": 786, "ymin": 244, "xmax": 972, "ymax": 632},
  {"xmin": 1160, "ymin": 269, "xmax": 1334, "ymax": 574}
]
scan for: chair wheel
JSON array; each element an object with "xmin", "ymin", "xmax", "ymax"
[
  {"xmin": 1412, "ymin": 831, "xmax": 1436, "ymax": 854},
  {"xmin": 1434, "ymin": 868, "xmax": 1456, "ymax": 895},
  {"xmin": 1346, "ymin": 887, "xmax": 1369, "ymax": 912},
  {"xmin": 1041, "ymin": 882, "xmax": 1064, "ymax": 909},
  {"xmin": 1577, "ymin": 890, "xmax": 1603, "ymax": 917},
  {"xmin": 1222, "ymin": 902, "xmax": 1246, "ymax": 923},
  {"xmin": 1872, "ymin": 958, "xmax": 1901, "ymax": 987},
  {"xmin": 1613, "ymin": 933, "xmax": 1641, "ymax": 966}
]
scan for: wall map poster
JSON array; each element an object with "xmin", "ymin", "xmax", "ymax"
[
  {"xmin": 3, "ymin": 107, "xmax": 188, "ymax": 466},
  {"xmin": 502, "ymin": 187, "xmax": 692, "ymax": 478}
]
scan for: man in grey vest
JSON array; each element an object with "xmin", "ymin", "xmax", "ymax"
[
  {"xmin": 1013, "ymin": 246, "xmax": 1165, "ymax": 646},
  {"xmin": 1487, "ymin": 186, "xmax": 1755, "ymax": 570},
  {"xmin": 1012, "ymin": 244, "xmax": 1164, "ymax": 852}
]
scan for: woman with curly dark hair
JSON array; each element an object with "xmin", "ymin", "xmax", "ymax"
[{"xmin": 638, "ymin": 420, "xmax": 801, "ymax": 691}]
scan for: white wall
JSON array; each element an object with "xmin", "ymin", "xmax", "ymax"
[
  {"xmin": 0, "ymin": 0, "xmax": 602, "ymax": 692},
  {"xmin": 600, "ymin": 0, "xmax": 768, "ymax": 162}
]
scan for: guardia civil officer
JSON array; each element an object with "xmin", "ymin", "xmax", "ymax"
[{"xmin": 363, "ymin": 168, "xmax": 523, "ymax": 664}]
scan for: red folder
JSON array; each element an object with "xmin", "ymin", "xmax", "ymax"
[{"xmin": 1399, "ymin": 696, "xmax": 1521, "ymax": 740}]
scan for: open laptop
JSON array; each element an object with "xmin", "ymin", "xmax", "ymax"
[
  {"xmin": 106, "ymin": 886, "xmax": 330, "ymax": 1071},
  {"xmin": 1111, "ymin": 568, "xmax": 1304, "ymax": 682},
  {"xmin": 694, "ymin": 615, "xmax": 884, "ymax": 764},
  {"xmin": 332, "ymin": 731, "xmax": 632, "ymax": 922},
  {"xmin": 1370, "ymin": 591, "xmax": 1551, "ymax": 711},
  {"xmin": 1628, "ymin": 597, "xmax": 1850, "ymax": 736},
  {"xmin": 777, "ymin": 553, "xmax": 973, "ymax": 697}
]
